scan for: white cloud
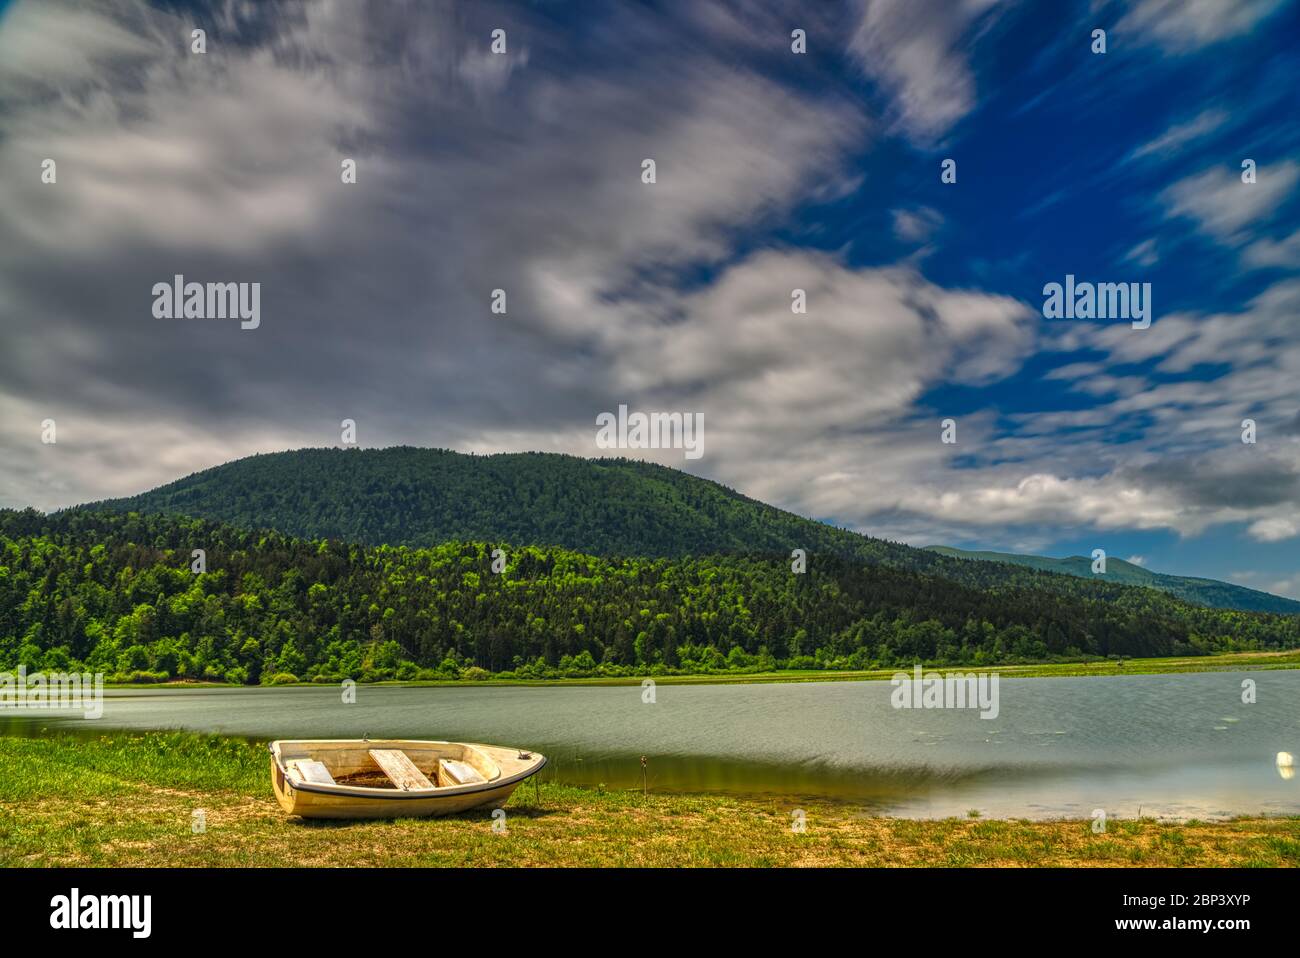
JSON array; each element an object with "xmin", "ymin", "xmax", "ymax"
[
  {"xmin": 592, "ymin": 250, "xmax": 1044, "ymax": 527},
  {"xmin": 1248, "ymin": 517, "xmax": 1299, "ymax": 542},
  {"xmin": 0, "ymin": 0, "xmax": 151, "ymax": 93},
  {"xmin": 1228, "ymin": 569, "xmax": 1300, "ymax": 601},
  {"xmin": 1124, "ymin": 238, "xmax": 1159, "ymax": 267},
  {"xmin": 0, "ymin": 392, "xmax": 321, "ymax": 512},
  {"xmin": 457, "ymin": 45, "xmax": 530, "ymax": 99},
  {"xmin": 892, "ymin": 206, "xmax": 944, "ymax": 243},
  {"xmin": 1117, "ymin": 0, "xmax": 1287, "ymax": 52},
  {"xmin": 963, "ymin": 278, "xmax": 1300, "ymax": 551},
  {"xmin": 1266, "ymin": 575, "xmax": 1300, "ymax": 600},
  {"xmin": 848, "ymin": 0, "xmax": 1001, "ymax": 144},
  {"xmin": 1068, "ymin": 278, "xmax": 1300, "ymax": 375},
  {"xmin": 1159, "ymin": 160, "xmax": 1300, "ymax": 243},
  {"xmin": 1128, "ymin": 109, "xmax": 1227, "ymax": 161},
  {"xmin": 1243, "ymin": 229, "xmax": 1300, "ymax": 270}
]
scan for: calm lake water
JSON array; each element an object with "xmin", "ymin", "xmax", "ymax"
[{"xmin": 7, "ymin": 671, "xmax": 1299, "ymax": 819}]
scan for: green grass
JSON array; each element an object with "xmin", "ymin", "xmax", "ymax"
[
  {"xmin": 104, "ymin": 648, "xmax": 1300, "ymax": 690},
  {"xmin": 2, "ymin": 731, "xmax": 1297, "ymax": 868}
]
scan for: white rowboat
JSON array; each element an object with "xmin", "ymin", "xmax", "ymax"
[{"xmin": 269, "ymin": 738, "xmax": 546, "ymax": 819}]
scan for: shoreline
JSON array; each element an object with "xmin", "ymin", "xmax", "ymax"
[
  {"xmin": 93, "ymin": 648, "xmax": 1300, "ymax": 690},
  {"xmin": 2, "ymin": 731, "xmax": 1297, "ymax": 868}
]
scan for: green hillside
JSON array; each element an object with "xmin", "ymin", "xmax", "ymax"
[
  {"xmin": 82, "ymin": 447, "xmax": 903, "ymax": 560},
  {"xmin": 3, "ymin": 509, "xmax": 1296, "ymax": 684},
  {"xmin": 78, "ymin": 447, "xmax": 1299, "ymax": 614},
  {"xmin": 926, "ymin": 547, "xmax": 1300, "ymax": 615}
]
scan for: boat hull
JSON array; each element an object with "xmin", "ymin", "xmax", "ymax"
[{"xmin": 269, "ymin": 739, "xmax": 546, "ymax": 820}]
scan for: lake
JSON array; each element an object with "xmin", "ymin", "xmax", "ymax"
[{"xmin": 5, "ymin": 670, "xmax": 1298, "ymax": 819}]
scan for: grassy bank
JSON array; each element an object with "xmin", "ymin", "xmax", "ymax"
[
  {"xmin": 2, "ymin": 732, "xmax": 1297, "ymax": 867},
  {"xmin": 104, "ymin": 648, "xmax": 1300, "ymax": 690}
]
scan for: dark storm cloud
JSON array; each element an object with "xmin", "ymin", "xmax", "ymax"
[
  {"xmin": 1121, "ymin": 458, "xmax": 1300, "ymax": 511},
  {"xmin": 0, "ymin": 0, "xmax": 866, "ymax": 507}
]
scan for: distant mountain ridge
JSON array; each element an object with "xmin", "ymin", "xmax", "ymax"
[
  {"xmin": 925, "ymin": 546, "xmax": 1300, "ymax": 615},
  {"xmin": 77, "ymin": 446, "xmax": 1300, "ymax": 615}
]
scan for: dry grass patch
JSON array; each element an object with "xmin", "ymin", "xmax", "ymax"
[{"xmin": 2, "ymin": 732, "xmax": 1297, "ymax": 868}]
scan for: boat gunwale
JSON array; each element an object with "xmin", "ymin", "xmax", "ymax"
[{"xmin": 270, "ymin": 739, "xmax": 547, "ymax": 801}]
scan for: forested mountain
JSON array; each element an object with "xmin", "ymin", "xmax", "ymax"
[
  {"xmin": 80, "ymin": 447, "xmax": 1295, "ymax": 613},
  {"xmin": 83, "ymin": 447, "xmax": 909, "ymax": 560},
  {"xmin": 927, "ymin": 547, "xmax": 1300, "ymax": 615},
  {"xmin": 2, "ymin": 509, "xmax": 1297, "ymax": 684}
]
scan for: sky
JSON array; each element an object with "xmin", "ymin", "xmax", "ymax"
[{"xmin": 0, "ymin": 0, "xmax": 1298, "ymax": 596}]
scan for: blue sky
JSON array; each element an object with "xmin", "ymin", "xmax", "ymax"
[{"xmin": 0, "ymin": 0, "xmax": 1297, "ymax": 595}]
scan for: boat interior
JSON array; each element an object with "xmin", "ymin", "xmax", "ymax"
[{"xmin": 275, "ymin": 740, "xmax": 502, "ymax": 792}]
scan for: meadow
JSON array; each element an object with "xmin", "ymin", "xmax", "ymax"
[{"xmin": 3, "ymin": 731, "xmax": 1297, "ymax": 868}]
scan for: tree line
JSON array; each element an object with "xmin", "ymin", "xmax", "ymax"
[{"xmin": 3, "ymin": 510, "xmax": 1295, "ymax": 683}]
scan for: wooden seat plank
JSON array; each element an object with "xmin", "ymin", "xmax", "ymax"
[
  {"xmin": 369, "ymin": 749, "xmax": 434, "ymax": 791},
  {"xmin": 287, "ymin": 759, "xmax": 336, "ymax": 785},
  {"xmin": 438, "ymin": 758, "xmax": 487, "ymax": 786}
]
